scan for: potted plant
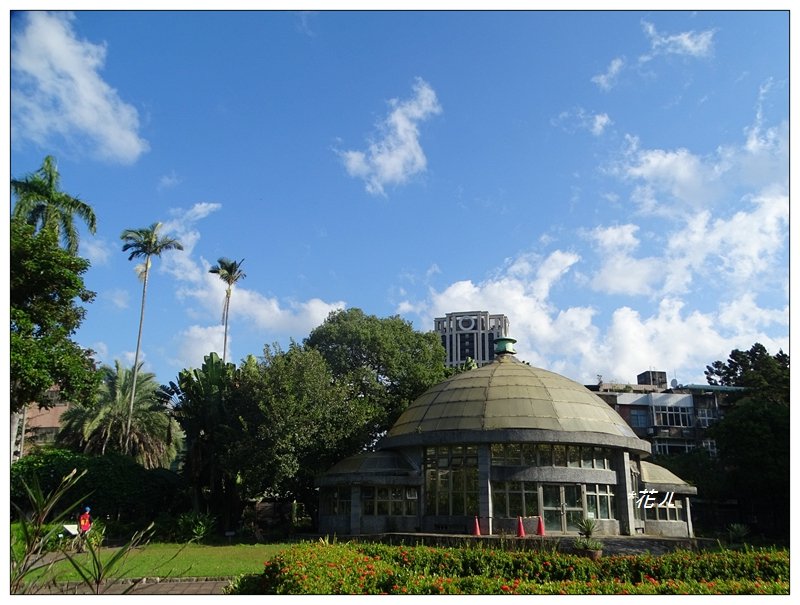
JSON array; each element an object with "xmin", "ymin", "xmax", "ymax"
[
  {"xmin": 574, "ymin": 517, "xmax": 602, "ymax": 560},
  {"xmin": 574, "ymin": 536, "xmax": 603, "ymax": 560},
  {"xmin": 576, "ymin": 517, "xmax": 597, "ymax": 538}
]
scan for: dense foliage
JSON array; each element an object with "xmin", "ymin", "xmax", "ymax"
[
  {"xmin": 10, "ymin": 449, "xmax": 187, "ymax": 528},
  {"xmin": 10, "ymin": 218, "xmax": 99, "ymax": 414},
  {"xmin": 58, "ymin": 361, "xmax": 182, "ymax": 469},
  {"xmin": 708, "ymin": 344, "xmax": 788, "ymax": 536},
  {"xmin": 227, "ymin": 541, "xmax": 789, "ymax": 595},
  {"xmin": 305, "ymin": 308, "xmax": 447, "ymax": 445}
]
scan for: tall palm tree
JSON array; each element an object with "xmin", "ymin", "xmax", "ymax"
[
  {"xmin": 209, "ymin": 258, "xmax": 246, "ymax": 363},
  {"xmin": 58, "ymin": 361, "xmax": 182, "ymax": 469},
  {"xmin": 11, "ymin": 155, "xmax": 97, "ymax": 254},
  {"xmin": 120, "ymin": 222, "xmax": 183, "ymax": 454}
]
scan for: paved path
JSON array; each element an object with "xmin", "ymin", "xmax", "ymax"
[{"xmin": 29, "ymin": 578, "xmax": 232, "ymax": 595}]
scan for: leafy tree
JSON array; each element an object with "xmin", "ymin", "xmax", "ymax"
[
  {"xmin": 11, "ymin": 155, "xmax": 97, "ymax": 254},
  {"xmin": 704, "ymin": 342, "xmax": 789, "ymax": 405},
  {"xmin": 305, "ymin": 308, "xmax": 447, "ymax": 445},
  {"xmin": 10, "ymin": 219, "xmax": 99, "ymax": 457},
  {"xmin": 705, "ymin": 344, "xmax": 789, "ymax": 537},
  {"xmin": 58, "ymin": 361, "xmax": 182, "ymax": 469},
  {"xmin": 120, "ymin": 222, "xmax": 183, "ymax": 454},
  {"xmin": 228, "ymin": 344, "xmax": 374, "ymax": 510},
  {"xmin": 166, "ymin": 352, "xmax": 240, "ymax": 528},
  {"xmin": 209, "ymin": 257, "xmax": 246, "ymax": 364}
]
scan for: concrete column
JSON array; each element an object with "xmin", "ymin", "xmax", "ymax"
[
  {"xmin": 685, "ymin": 497, "xmax": 694, "ymax": 538},
  {"xmin": 477, "ymin": 443, "xmax": 492, "ymax": 534},
  {"xmin": 616, "ymin": 451, "xmax": 636, "ymax": 535}
]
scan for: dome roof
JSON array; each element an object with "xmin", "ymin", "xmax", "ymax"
[{"xmin": 380, "ymin": 353, "xmax": 650, "ymax": 455}]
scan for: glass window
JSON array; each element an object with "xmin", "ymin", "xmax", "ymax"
[
  {"xmin": 581, "ymin": 446, "xmax": 594, "ymax": 468},
  {"xmin": 553, "ymin": 445, "xmax": 566, "ymax": 467},
  {"xmin": 630, "ymin": 408, "xmax": 650, "ymax": 428},
  {"xmin": 425, "ymin": 445, "xmax": 478, "ymax": 516},
  {"xmin": 538, "ymin": 444, "xmax": 552, "ymax": 466},
  {"xmin": 567, "ymin": 446, "xmax": 581, "ymax": 468}
]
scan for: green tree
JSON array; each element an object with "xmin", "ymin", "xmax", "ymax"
[
  {"xmin": 167, "ymin": 352, "xmax": 239, "ymax": 528},
  {"xmin": 58, "ymin": 361, "xmax": 182, "ymax": 469},
  {"xmin": 11, "ymin": 155, "xmax": 97, "ymax": 254},
  {"xmin": 229, "ymin": 344, "xmax": 374, "ymax": 510},
  {"xmin": 304, "ymin": 308, "xmax": 446, "ymax": 445},
  {"xmin": 120, "ymin": 222, "xmax": 183, "ymax": 454},
  {"xmin": 209, "ymin": 257, "xmax": 246, "ymax": 364},
  {"xmin": 704, "ymin": 342, "xmax": 789, "ymax": 405},
  {"xmin": 10, "ymin": 219, "xmax": 99, "ymax": 458},
  {"xmin": 705, "ymin": 344, "xmax": 789, "ymax": 537}
]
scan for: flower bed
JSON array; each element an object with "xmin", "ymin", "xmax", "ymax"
[{"xmin": 225, "ymin": 540, "xmax": 789, "ymax": 595}]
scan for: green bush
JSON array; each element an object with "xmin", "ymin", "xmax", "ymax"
[
  {"xmin": 228, "ymin": 541, "xmax": 790, "ymax": 595},
  {"xmin": 11, "ymin": 449, "xmax": 189, "ymax": 526},
  {"xmin": 176, "ymin": 511, "xmax": 216, "ymax": 543}
]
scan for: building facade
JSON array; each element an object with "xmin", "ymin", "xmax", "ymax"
[
  {"xmin": 589, "ymin": 376, "xmax": 743, "ymax": 459},
  {"xmin": 434, "ymin": 311, "xmax": 509, "ymax": 367},
  {"xmin": 318, "ymin": 338, "xmax": 696, "ymax": 539}
]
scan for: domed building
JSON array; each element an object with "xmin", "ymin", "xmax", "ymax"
[{"xmin": 318, "ymin": 338, "xmax": 696, "ymax": 538}]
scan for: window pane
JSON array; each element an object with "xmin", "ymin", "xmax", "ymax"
[
  {"xmin": 599, "ymin": 496, "xmax": 609, "ymax": 519},
  {"xmin": 538, "ymin": 444, "xmax": 552, "ymax": 466},
  {"xmin": 492, "ymin": 485, "xmax": 507, "ymax": 517},
  {"xmin": 567, "ymin": 446, "xmax": 580, "ymax": 467},
  {"xmin": 553, "ymin": 445, "xmax": 566, "ymax": 467}
]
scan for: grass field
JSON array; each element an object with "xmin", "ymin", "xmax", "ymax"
[{"xmin": 33, "ymin": 542, "xmax": 289, "ymax": 583}]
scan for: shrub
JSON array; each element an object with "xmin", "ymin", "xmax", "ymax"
[
  {"xmin": 227, "ymin": 541, "xmax": 790, "ymax": 595},
  {"xmin": 176, "ymin": 511, "xmax": 216, "ymax": 543}
]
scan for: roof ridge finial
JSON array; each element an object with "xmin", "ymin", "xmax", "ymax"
[{"xmin": 494, "ymin": 336, "xmax": 517, "ymax": 356}]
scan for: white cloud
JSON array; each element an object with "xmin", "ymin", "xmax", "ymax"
[
  {"xmin": 158, "ymin": 170, "xmax": 182, "ymax": 191},
  {"xmin": 170, "ymin": 324, "xmax": 226, "ymax": 370},
  {"xmin": 552, "ymin": 108, "xmax": 612, "ymax": 136},
  {"xmin": 587, "ymin": 225, "xmax": 661, "ymax": 296},
  {"xmin": 103, "ymin": 288, "xmax": 130, "ymax": 310},
  {"xmin": 81, "ymin": 236, "xmax": 112, "ymax": 265},
  {"xmin": 592, "ymin": 57, "xmax": 624, "ymax": 91},
  {"xmin": 11, "ymin": 11, "xmax": 148, "ymax": 164},
  {"xmin": 339, "ymin": 77, "xmax": 442, "ymax": 196},
  {"xmin": 159, "ymin": 202, "xmax": 223, "ymax": 283},
  {"xmin": 640, "ymin": 20, "xmax": 715, "ymax": 60}
]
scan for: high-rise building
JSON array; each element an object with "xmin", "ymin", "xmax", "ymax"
[{"xmin": 434, "ymin": 311, "xmax": 509, "ymax": 367}]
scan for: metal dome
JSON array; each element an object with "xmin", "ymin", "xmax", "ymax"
[{"xmin": 380, "ymin": 352, "xmax": 650, "ymax": 455}]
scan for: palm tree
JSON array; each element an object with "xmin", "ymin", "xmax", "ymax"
[
  {"xmin": 11, "ymin": 155, "xmax": 97, "ymax": 254},
  {"xmin": 120, "ymin": 222, "xmax": 183, "ymax": 454},
  {"xmin": 58, "ymin": 361, "xmax": 182, "ymax": 469},
  {"xmin": 209, "ymin": 258, "xmax": 246, "ymax": 364}
]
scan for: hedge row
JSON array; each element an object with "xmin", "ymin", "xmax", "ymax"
[{"xmin": 226, "ymin": 541, "xmax": 789, "ymax": 595}]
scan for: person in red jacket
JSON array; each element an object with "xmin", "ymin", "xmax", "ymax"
[{"xmin": 78, "ymin": 507, "xmax": 92, "ymax": 535}]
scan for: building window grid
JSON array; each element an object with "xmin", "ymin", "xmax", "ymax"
[
  {"xmin": 701, "ymin": 439, "xmax": 717, "ymax": 457},
  {"xmin": 586, "ymin": 484, "xmax": 615, "ymax": 520},
  {"xmin": 491, "ymin": 443, "xmax": 613, "ymax": 470},
  {"xmin": 654, "ymin": 406, "xmax": 693, "ymax": 428},
  {"xmin": 424, "ymin": 446, "xmax": 479, "ymax": 516},
  {"xmin": 696, "ymin": 408, "xmax": 717, "ymax": 428},
  {"xmin": 321, "ymin": 488, "xmax": 351, "ymax": 516},
  {"xmin": 644, "ymin": 498, "xmax": 684, "ymax": 522},
  {"xmin": 362, "ymin": 486, "xmax": 418, "ymax": 516}
]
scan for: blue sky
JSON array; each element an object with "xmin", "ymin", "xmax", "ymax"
[{"xmin": 7, "ymin": 8, "xmax": 790, "ymax": 388}]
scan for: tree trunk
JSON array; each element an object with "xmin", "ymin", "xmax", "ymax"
[{"xmin": 125, "ymin": 259, "xmax": 150, "ymax": 454}]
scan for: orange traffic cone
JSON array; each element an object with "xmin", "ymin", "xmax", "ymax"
[
  {"xmin": 536, "ymin": 516, "xmax": 545, "ymax": 536},
  {"xmin": 516, "ymin": 516, "xmax": 526, "ymax": 538},
  {"xmin": 473, "ymin": 516, "xmax": 481, "ymax": 536}
]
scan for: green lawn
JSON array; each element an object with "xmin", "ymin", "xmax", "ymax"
[{"xmin": 36, "ymin": 542, "xmax": 289, "ymax": 582}]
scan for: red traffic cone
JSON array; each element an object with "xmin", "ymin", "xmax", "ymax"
[
  {"xmin": 473, "ymin": 516, "xmax": 481, "ymax": 536},
  {"xmin": 536, "ymin": 516, "xmax": 545, "ymax": 536},
  {"xmin": 516, "ymin": 516, "xmax": 526, "ymax": 538}
]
